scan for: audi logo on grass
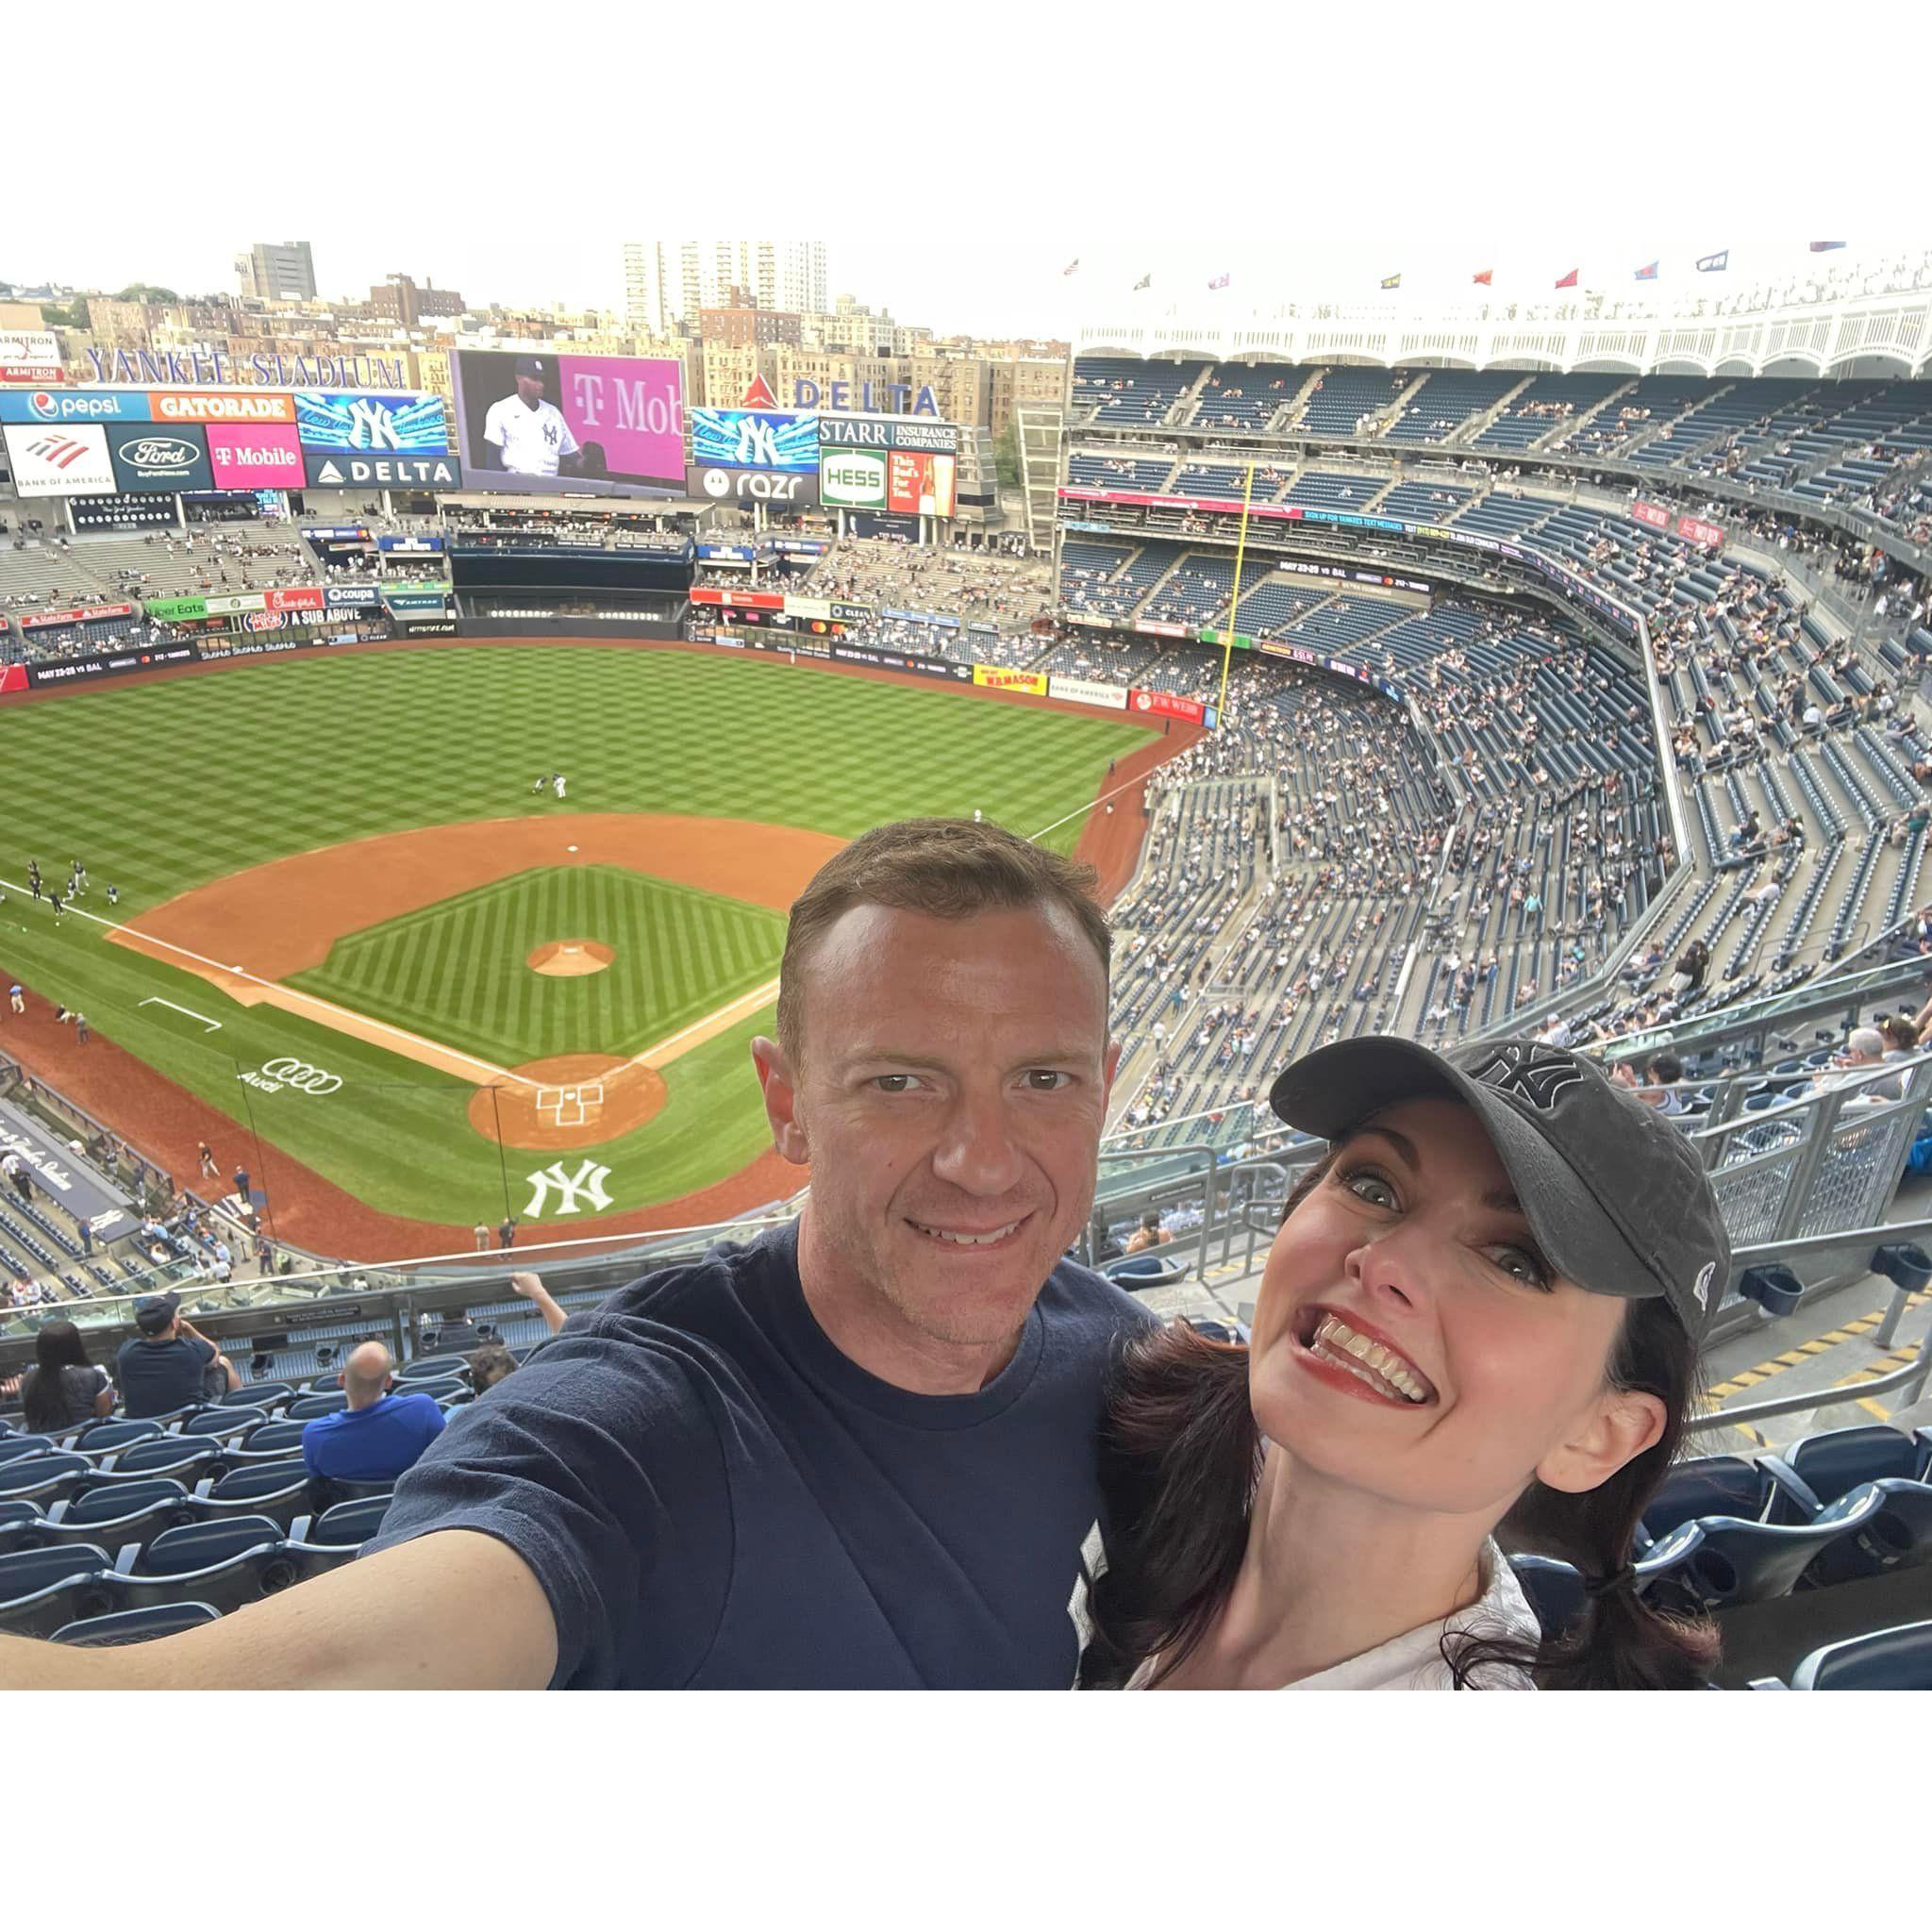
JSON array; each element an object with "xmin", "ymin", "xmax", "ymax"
[{"xmin": 242, "ymin": 1057, "xmax": 341, "ymax": 1095}]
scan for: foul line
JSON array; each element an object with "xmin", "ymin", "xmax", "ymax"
[
  {"xmin": 631, "ymin": 976, "xmax": 780, "ymax": 1068},
  {"xmin": 139, "ymin": 996, "xmax": 221, "ymax": 1032},
  {"xmin": 3, "ymin": 875, "xmax": 537, "ymax": 1091}
]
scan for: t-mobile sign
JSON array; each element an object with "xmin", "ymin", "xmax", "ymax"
[
  {"xmin": 206, "ymin": 421, "xmax": 305, "ymax": 490},
  {"xmin": 558, "ymin": 355, "xmax": 685, "ymax": 491}
]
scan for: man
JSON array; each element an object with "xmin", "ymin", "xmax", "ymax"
[
  {"xmin": 481, "ymin": 357, "xmax": 580, "ymax": 478},
  {"xmin": 429, "ymin": 1306, "xmax": 489, "ymax": 1355},
  {"xmin": 115, "ymin": 1291, "xmax": 241, "ymax": 1417},
  {"xmin": 0, "ymin": 820, "xmax": 1140, "ymax": 1688},
  {"xmin": 473, "ymin": 1220, "xmax": 490, "ymax": 1254},
  {"xmin": 1813, "ymin": 1026, "xmax": 1896, "ymax": 1100},
  {"xmin": 497, "ymin": 1216, "xmax": 517, "ymax": 1251},
  {"xmin": 300, "ymin": 1342, "xmax": 446, "ymax": 1485}
]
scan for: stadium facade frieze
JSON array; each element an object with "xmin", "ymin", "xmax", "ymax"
[{"xmin": 81, "ymin": 347, "xmax": 410, "ymax": 389}]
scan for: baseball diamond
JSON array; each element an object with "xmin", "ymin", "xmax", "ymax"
[{"xmin": 0, "ymin": 639, "xmax": 1169, "ymax": 1251}]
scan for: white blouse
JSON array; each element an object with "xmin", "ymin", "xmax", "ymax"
[{"xmin": 1126, "ymin": 1540, "xmax": 1541, "ymax": 1690}]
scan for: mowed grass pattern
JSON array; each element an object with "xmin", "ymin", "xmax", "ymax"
[
  {"xmin": 0, "ymin": 643, "xmax": 1155, "ymax": 1223},
  {"xmin": 289, "ymin": 867, "xmax": 783, "ymax": 1069}
]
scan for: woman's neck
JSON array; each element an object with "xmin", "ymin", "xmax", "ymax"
[{"xmin": 1155, "ymin": 1447, "xmax": 1497, "ymax": 1690}]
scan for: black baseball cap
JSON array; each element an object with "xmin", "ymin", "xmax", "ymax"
[
  {"xmin": 1268, "ymin": 1036, "xmax": 1728, "ymax": 1337},
  {"xmin": 514, "ymin": 356, "xmax": 549, "ymax": 380},
  {"xmin": 134, "ymin": 1290, "xmax": 181, "ymax": 1336}
]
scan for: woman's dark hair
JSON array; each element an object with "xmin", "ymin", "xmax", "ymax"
[
  {"xmin": 1085, "ymin": 1147, "xmax": 1719, "ymax": 1690},
  {"xmin": 21, "ymin": 1319, "xmax": 93, "ymax": 1433}
]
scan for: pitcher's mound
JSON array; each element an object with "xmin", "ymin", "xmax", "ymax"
[
  {"xmin": 469, "ymin": 1053, "xmax": 666, "ymax": 1151},
  {"xmin": 528, "ymin": 940, "xmax": 615, "ymax": 977}
]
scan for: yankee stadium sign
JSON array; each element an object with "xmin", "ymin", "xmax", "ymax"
[{"xmin": 83, "ymin": 348, "xmax": 409, "ymax": 389}]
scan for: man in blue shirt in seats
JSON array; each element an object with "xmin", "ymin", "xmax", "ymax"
[
  {"xmin": 0, "ymin": 819, "xmax": 1147, "ymax": 1689},
  {"xmin": 115, "ymin": 1292, "xmax": 241, "ymax": 1418},
  {"xmin": 301, "ymin": 1342, "xmax": 445, "ymax": 1484}
]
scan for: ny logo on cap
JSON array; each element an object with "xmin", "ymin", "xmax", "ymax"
[
  {"xmin": 1464, "ymin": 1042, "xmax": 1587, "ymax": 1113},
  {"xmin": 1691, "ymin": 1262, "xmax": 1715, "ymax": 1313}
]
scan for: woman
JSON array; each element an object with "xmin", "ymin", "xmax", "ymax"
[
  {"xmin": 20, "ymin": 1320, "xmax": 115, "ymax": 1433},
  {"xmin": 1087, "ymin": 1036, "xmax": 1726, "ymax": 1690},
  {"xmin": 1668, "ymin": 940, "xmax": 1709, "ymax": 997}
]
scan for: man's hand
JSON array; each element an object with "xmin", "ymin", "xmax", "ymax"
[{"xmin": 508, "ymin": 1272, "xmax": 568, "ymax": 1338}]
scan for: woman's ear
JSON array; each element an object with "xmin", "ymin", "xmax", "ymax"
[{"xmin": 1536, "ymin": 1386, "xmax": 1665, "ymax": 1495}]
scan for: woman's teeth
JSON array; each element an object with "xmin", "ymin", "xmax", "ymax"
[{"xmin": 1309, "ymin": 1313, "xmax": 1429, "ymax": 1404}]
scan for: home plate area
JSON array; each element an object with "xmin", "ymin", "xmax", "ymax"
[{"xmin": 466, "ymin": 1053, "xmax": 669, "ymax": 1152}]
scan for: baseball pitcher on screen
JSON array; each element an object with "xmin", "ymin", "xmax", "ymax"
[{"xmin": 481, "ymin": 356, "xmax": 583, "ymax": 477}]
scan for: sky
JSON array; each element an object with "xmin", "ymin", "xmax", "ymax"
[{"xmin": 8, "ymin": 5, "xmax": 1927, "ymax": 340}]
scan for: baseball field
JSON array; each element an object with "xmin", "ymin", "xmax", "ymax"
[{"xmin": 0, "ymin": 639, "xmax": 1171, "ymax": 1257}]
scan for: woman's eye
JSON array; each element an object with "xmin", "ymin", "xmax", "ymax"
[
  {"xmin": 1341, "ymin": 1169, "xmax": 1397, "ymax": 1208},
  {"xmin": 1491, "ymin": 1246, "xmax": 1553, "ymax": 1291}
]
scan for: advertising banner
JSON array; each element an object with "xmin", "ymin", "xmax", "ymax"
[
  {"xmin": 820, "ymin": 447, "xmax": 889, "ymax": 509},
  {"xmin": 108, "ymin": 425, "xmax": 213, "ymax": 494},
  {"xmin": 696, "ymin": 543, "xmax": 758, "ymax": 562},
  {"xmin": 887, "ymin": 450, "xmax": 958, "ymax": 518},
  {"xmin": 295, "ymin": 391, "xmax": 448, "ymax": 453},
  {"xmin": 686, "ymin": 465, "xmax": 821, "ymax": 508},
  {"xmin": 690, "ymin": 408, "xmax": 819, "ymax": 473},
  {"xmin": 206, "ymin": 422, "xmax": 303, "ymax": 490},
  {"xmin": 146, "ymin": 595, "xmax": 208, "ymax": 623},
  {"xmin": 206, "ymin": 591, "xmax": 268, "ymax": 615},
  {"xmin": 830, "ymin": 602, "xmax": 873, "ymax": 625},
  {"xmin": 451, "ymin": 350, "xmax": 684, "ymax": 496},
  {"xmin": 1129, "ymin": 689, "xmax": 1207, "ymax": 724},
  {"xmin": 0, "ymin": 330, "xmax": 62, "ymax": 383},
  {"xmin": 264, "ymin": 586, "xmax": 325, "ymax": 612},
  {"xmin": 820, "ymin": 414, "xmax": 960, "ymax": 455},
  {"xmin": 3, "ymin": 423, "xmax": 116, "ymax": 495},
  {"xmin": 691, "ymin": 586, "xmax": 783, "ymax": 611},
  {"xmin": 397, "ymin": 618, "xmax": 458, "ymax": 635},
  {"xmin": 149, "ymin": 391, "xmax": 295, "ymax": 424},
  {"xmin": 1134, "ymin": 618, "xmax": 1189, "ymax": 639},
  {"xmin": 304, "ymin": 449, "xmax": 462, "ymax": 489},
  {"xmin": 0, "ymin": 387, "xmax": 148, "ymax": 424},
  {"xmin": 325, "ymin": 585, "xmax": 383, "ymax": 608},
  {"xmin": 19, "ymin": 602, "xmax": 136, "ymax": 631},
  {"xmin": 785, "ymin": 596, "xmax": 832, "ymax": 623},
  {"xmin": 973, "ymin": 666, "xmax": 1048, "ymax": 696},
  {"xmin": 17, "ymin": 641, "xmax": 200, "ymax": 689},
  {"xmin": 242, "ymin": 611, "xmax": 289, "ymax": 633},
  {"xmin": 1631, "ymin": 500, "xmax": 1672, "ymax": 531},
  {"xmin": 377, "ymin": 534, "xmax": 444, "ymax": 554},
  {"xmin": 1676, "ymin": 513, "xmax": 1724, "ymax": 549},
  {"xmin": 829, "ymin": 641, "xmax": 974, "ymax": 682},
  {"xmin": 1048, "ymin": 675, "xmax": 1129, "ymax": 710},
  {"xmin": 302, "ymin": 525, "xmax": 371, "ymax": 541}
]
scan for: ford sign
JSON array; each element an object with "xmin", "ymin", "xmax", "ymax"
[{"xmin": 115, "ymin": 435, "xmax": 198, "ymax": 474}]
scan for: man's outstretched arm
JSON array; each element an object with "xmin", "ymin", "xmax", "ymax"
[{"xmin": 0, "ymin": 1529, "xmax": 558, "ymax": 1690}]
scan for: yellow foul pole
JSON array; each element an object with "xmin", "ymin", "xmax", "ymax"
[{"xmin": 1215, "ymin": 459, "xmax": 1256, "ymax": 724}]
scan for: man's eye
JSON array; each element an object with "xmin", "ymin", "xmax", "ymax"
[
  {"xmin": 1023, "ymin": 1070, "xmax": 1072, "ymax": 1091},
  {"xmin": 872, "ymin": 1074, "xmax": 920, "ymax": 1094}
]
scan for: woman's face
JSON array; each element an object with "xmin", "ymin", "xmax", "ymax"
[{"xmin": 1249, "ymin": 1096, "xmax": 1662, "ymax": 1520}]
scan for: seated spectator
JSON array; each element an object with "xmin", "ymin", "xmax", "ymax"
[
  {"xmin": 431, "ymin": 1307, "xmax": 488, "ymax": 1353},
  {"xmin": 1880, "ymin": 1015, "xmax": 1922, "ymax": 1059},
  {"xmin": 20, "ymin": 1320, "xmax": 114, "ymax": 1432},
  {"xmin": 1641, "ymin": 1053, "xmax": 1687, "ymax": 1115},
  {"xmin": 466, "ymin": 1343, "xmax": 520, "ymax": 1393},
  {"xmin": 300, "ymin": 1341, "xmax": 445, "ymax": 1484},
  {"xmin": 1810, "ymin": 1026, "xmax": 1892, "ymax": 1100},
  {"xmin": 1123, "ymin": 1210, "xmax": 1172, "ymax": 1255},
  {"xmin": 115, "ymin": 1292, "xmax": 239, "ymax": 1417}
]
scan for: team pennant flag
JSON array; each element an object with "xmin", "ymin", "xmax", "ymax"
[
  {"xmin": 1208, "ymin": 272, "xmax": 1231, "ymax": 290},
  {"xmin": 1808, "ymin": 240, "xmax": 1846, "ymax": 253},
  {"xmin": 1635, "ymin": 261, "xmax": 1658, "ymax": 280},
  {"xmin": 1062, "ymin": 258, "xmax": 1080, "ymax": 275},
  {"xmin": 1472, "ymin": 269, "xmax": 1492, "ymax": 286},
  {"xmin": 1555, "ymin": 268, "xmax": 1578, "ymax": 289},
  {"xmin": 1379, "ymin": 273, "xmax": 1402, "ymax": 290},
  {"xmin": 740, "ymin": 374, "xmax": 779, "ymax": 408},
  {"xmin": 1133, "ymin": 273, "xmax": 1151, "ymax": 291},
  {"xmin": 1696, "ymin": 250, "xmax": 1729, "ymax": 273}
]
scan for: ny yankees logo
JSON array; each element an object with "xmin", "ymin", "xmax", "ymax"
[
  {"xmin": 524, "ymin": 1159, "xmax": 614, "ymax": 1218},
  {"xmin": 1463, "ymin": 1042, "xmax": 1586, "ymax": 1112}
]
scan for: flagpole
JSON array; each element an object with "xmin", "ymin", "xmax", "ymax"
[{"xmin": 1216, "ymin": 459, "xmax": 1256, "ymax": 724}]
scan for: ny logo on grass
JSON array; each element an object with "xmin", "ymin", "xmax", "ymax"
[{"xmin": 524, "ymin": 1159, "xmax": 614, "ymax": 1218}]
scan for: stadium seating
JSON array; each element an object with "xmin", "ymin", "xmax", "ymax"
[{"xmin": 1786, "ymin": 1619, "xmax": 1932, "ymax": 1689}]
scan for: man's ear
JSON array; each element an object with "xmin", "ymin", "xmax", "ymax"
[
  {"xmin": 751, "ymin": 1036, "xmax": 810, "ymax": 1166},
  {"xmin": 1102, "ymin": 1038, "xmax": 1123, "ymax": 1105}
]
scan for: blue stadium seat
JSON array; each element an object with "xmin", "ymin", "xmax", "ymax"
[
  {"xmin": 390, "ymin": 1376, "xmax": 465, "ymax": 1404},
  {"xmin": 192, "ymin": 1461, "xmax": 319, "ymax": 1532},
  {"xmin": 0, "ymin": 1541, "xmax": 117, "ymax": 1638},
  {"xmin": 54, "ymin": 1601, "xmax": 221, "ymax": 1647},
  {"xmin": 1101, "ymin": 1254, "xmax": 1189, "ymax": 1291},
  {"xmin": 1507, "ymin": 1555, "xmax": 1586, "ymax": 1639},
  {"xmin": 293, "ymin": 1494, "xmax": 393, "ymax": 1549},
  {"xmin": 70, "ymin": 1419, "xmax": 166, "ymax": 1456},
  {"xmin": 0, "ymin": 1435, "xmax": 57, "ymax": 1466},
  {"xmin": 42, "ymin": 1477, "xmax": 196, "ymax": 1550},
  {"xmin": 0, "ymin": 1452, "xmax": 95, "ymax": 1509},
  {"xmin": 1639, "ymin": 1486, "xmax": 1886, "ymax": 1612},
  {"xmin": 1640, "ymin": 1454, "xmax": 1811, "ymax": 1546},
  {"xmin": 223, "ymin": 1382, "xmax": 293, "ymax": 1410},
  {"xmin": 179, "ymin": 1406, "xmax": 268, "ymax": 1439},
  {"xmin": 1789, "ymin": 1619, "xmax": 1932, "ymax": 1690},
  {"xmin": 91, "ymin": 1440, "xmax": 224, "ymax": 1485},
  {"xmin": 225, "ymin": 1419, "xmax": 310, "ymax": 1460},
  {"xmin": 0, "ymin": 1499, "xmax": 47, "ymax": 1556},
  {"xmin": 1798, "ymin": 1477, "xmax": 1932, "ymax": 1589},
  {"xmin": 304, "ymin": 1373, "xmax": 346, "ymax": 1394},
  {"xmin": 398, "ymin": 1356, "xmax": 470, "ymax": 1382},
  {"xmin": 287, "ymin": 1393, "xmax": 349, "ymax": 1420},
  {"xmin": 1760, "ymin": 1423, "xmax": 1932, "ymax": 1507},
  {"xmin": 111, "ymin": 1514, "xmax": 294, "ymax": 1613}
]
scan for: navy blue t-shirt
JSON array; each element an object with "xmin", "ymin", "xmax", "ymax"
[{"xmin": 371, "ymin": 1221, "xmax": 1149, "ymax": 1689}]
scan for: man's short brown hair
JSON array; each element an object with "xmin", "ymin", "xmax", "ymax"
[{"xmin": 774, "ymin": 818, "xmax": 1111, "ymax": 1062}]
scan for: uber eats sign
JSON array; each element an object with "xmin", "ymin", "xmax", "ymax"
[{"xmin": 819, "ymin": 447, "xmax": 888, "ymax": 510}]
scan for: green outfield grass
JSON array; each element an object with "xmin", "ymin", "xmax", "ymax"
[
  {"xmin": 288, "ymin": 866, "xmax": 784, "ymax": 1070},
  {"xmin": 0, "ymin": 642, "xmax": 1153, "ymax": 1237}
]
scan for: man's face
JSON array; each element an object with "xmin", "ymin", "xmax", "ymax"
[
  {"xmin": 754, "ymin": 902, "xmax": 1117, "ymax": 1355},
  {"xmin": 515, "ymin": 374, "xmax": 544, "ymax": 406}
]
